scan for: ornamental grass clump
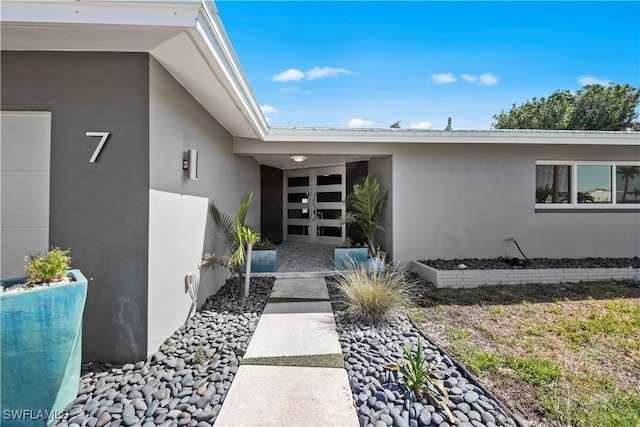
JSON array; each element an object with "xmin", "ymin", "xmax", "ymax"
[
  {"xmin": 25, "ymin": 247, "xmax": 71, "ymax": 284},
  {"xmin": 334, "ymin": 262, "xmax": 413, "ymax": 324}
]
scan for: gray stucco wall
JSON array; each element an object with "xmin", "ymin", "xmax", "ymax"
[
  {"xmin": 148, "ymin": 59, "xmax": 260, "ymax": 353},
  {"xmin": 1, "ymin": 51, "xmax": 150, "ymax": 363},
  {"xmin": 391, "ymin": 143, "xmax": 640, "ymax": 263},
  {"xmin": 368, "ymin": 157, "xmax": 393, "ymax": 258}
]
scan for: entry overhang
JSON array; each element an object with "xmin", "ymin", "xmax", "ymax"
[{"xmin": 0, "ymin": 0, "xmax": 268, "ymax": 139}]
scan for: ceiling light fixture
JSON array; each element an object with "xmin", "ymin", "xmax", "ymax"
[{"xmin": 291, "ymin": 155, "xmax": 306, "ymax": 162}]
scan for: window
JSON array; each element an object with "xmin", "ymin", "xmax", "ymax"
[
  {"xmin": 536, "ymin": 165, "xmax": 571, "ymax": 203},
  {"xmin": 577, "ymin": 165, "xmax": 611, "ymax": 204},
  {"xmin": 535, "ymin": 161, "xmax": 639, "ymax": 209},
  {"xmin": 616, "ymin": 166, "xmax": 640, "ymax": 203}
]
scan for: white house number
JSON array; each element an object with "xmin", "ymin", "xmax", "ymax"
[{"xmin": 85, "ymin": 131, "xmax": 110, "ymax": 163}]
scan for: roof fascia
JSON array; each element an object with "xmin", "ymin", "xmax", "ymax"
[
  {"xmin": 193, "ymin": 2, "xmax": 268, "ymax": 139},
  {"xmin": 0, "ymin": 0, "xmax": 202, "ymax": 28},
  {"xmin": 1, "ymin": 0, "xmax": 268, "ymax": 140},
  {"xmin": 262, "ymin": 128, "xmax": 640, "ymax": 146}
]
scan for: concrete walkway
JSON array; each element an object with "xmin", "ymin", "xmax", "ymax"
[{"xmin": 214, "ymin": 277, "xmax": 359, "ymax": 427}]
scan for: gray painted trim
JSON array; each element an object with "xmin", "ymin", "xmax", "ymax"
[
  {"xmin": 535, "ymin": 208, "xmax": 640, "ymax": 213},
  {"xmin": 1, "ymin": 103, "xmax": 52, "ymax": 111}
]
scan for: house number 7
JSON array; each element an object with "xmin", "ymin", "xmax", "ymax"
[{"xmin": 86, "ymin": 131, "xmax": 110, "ymax": 163}]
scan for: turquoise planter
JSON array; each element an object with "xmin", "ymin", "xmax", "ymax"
[
  {"xmin": 241, "ymin": 249, "xmax": 277, "ymax": 273},
  {"xmin": 366, "ymin": 257, "xmax": 385, "ymax": 275},
  {"xmin": 334, "ymin": 247, "xmax": 368, "ymax": 270},
  {"xmin": 1, "ymin": 270, "xmax": 88, "ymax": 426}
]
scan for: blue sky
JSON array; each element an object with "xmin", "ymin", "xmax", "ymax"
[{"xmin": 217, "ymin": 1, "xmax": 640, "ymax": 130}]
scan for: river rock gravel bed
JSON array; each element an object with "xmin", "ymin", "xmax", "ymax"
[
  {"xmin": 329, "ymin": 283, "xmax": 521, "ymax": 427},
  {"xmin": 335, "ymin": 314, "xmax": 520, "ymax": 427},
  {"xmin": 420, "ymin": 257, "xmax": 640, "ymax": 271},
  {"xmin": 50, "ymin": 276, "xmax": 274, "ymax": 427}
]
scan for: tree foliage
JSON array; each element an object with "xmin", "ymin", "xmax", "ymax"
[{"xmin": 493, "ymin": 83, "xmax": 640, "ymax": 131}]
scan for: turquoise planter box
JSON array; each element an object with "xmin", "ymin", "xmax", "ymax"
[
  {"xmin": 241, "ymin": 249, "xmax": 277, "ymax": 273},
  {"xmin": 1, "ymin": 270, "xmax": 88, "ymax": 426},
  {"xmin": 366, "ymin": 257, "xmax": 385, "ymax": 275},
  {"xmin": 334, "ymin": 247, "xmax": 368, "ymax": 270}
]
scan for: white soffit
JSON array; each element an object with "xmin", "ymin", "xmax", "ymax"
[
  {"xmin": 0, "ymin": 0, "xmax": 267, "ymax": 139},
  {"xmin": 252, "ymin": 154, "xmax": 373, "ymax": 171}
]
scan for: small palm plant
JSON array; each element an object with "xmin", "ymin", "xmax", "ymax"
[
  {"xmin": 200, "ymin": 193, "xmax": 260, "ymax": 297},
  {"xmin": 341, "ymin": 176, "xmax": 388, "ymax": 257},
  {"xmin": 399, "ymin": 338, "xmax": 457, "ymax": 424}
]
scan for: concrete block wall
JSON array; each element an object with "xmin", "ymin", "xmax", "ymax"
[{"xmin": 411, "ymin": 261, "xmax": 640, "ymax": 288}]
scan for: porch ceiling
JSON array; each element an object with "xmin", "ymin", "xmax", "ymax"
[{"xmin": 252, "ymin": 154, "xmax": 373, "ymax": 171}]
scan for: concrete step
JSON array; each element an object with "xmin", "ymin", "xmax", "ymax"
[{"xmin": 213, "ymin": 365, "xmax": 358, "ymax": 427}]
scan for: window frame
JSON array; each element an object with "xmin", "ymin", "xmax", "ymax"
[{"xmin": 535, "ymin": 160, "xmax": 640, "ymax": 210}]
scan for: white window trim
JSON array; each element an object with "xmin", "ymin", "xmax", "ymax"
[{"xmin": 535, "ymin": 160, "xmax": 640, "ymax": 209}]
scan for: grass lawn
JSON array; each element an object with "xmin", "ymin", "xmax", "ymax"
[{"xmin": 410, "ymin": 280, "xmax": 640, "ymax": 427}]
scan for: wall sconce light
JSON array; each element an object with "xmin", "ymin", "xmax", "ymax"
[
  {"xmin": 291, "ymin": 155, "xmax": 306, "ymax": 162},
  {"xmin": 183, "ymin": 149, "xmax": 198, "ymax": 180}
]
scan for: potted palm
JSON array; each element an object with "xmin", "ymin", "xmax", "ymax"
[
  {"xmin": 1, "ymin": 248, "xmax": 88, "ymax": 426},
  {"xmin": 339, "ymin": 176, "xmax": 389, "ymax": 273},
  {"xmin": 200, "ymin": 193, "xmax": 260, "ymax": 297}
]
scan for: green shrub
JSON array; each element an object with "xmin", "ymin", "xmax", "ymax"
[
  {"xmin": 25, "ymin": 247, "xmax": 71, "ymax": 284},
  {"xmin": 334, "ymin": 262, "xmax": 413, "ymax": 324},
  {"xmin": 254, "ymin": 238, "xmax": 276, "ymax": 250}
]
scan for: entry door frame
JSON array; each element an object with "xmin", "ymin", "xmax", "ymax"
[{"xmin": 283, "ymin": 165, "xmax": 346, "ymax": 245}]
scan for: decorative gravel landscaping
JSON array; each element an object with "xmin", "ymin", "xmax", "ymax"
[
  {"xmin": 328, "ymin": 281, "xmax": 522, "ymax": 427},
  {"xmin": 50, "ymin": 277, "xmax": 274, "ymax": 427},
  {"xmin": 420, "ymin": 257, "xmax": 640, "ymax": 270}
]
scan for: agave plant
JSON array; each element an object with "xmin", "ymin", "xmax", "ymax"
[
  {"xmin": 341, "ymin": 176, "xmax": 388, "ymax": 257},
  {"xmin": 200, "ymin": 193, "xmax": 259, "ymax": 297},
  {"xmin": 399, "ymin": 338, "xmax": 458, "ymax": 424}
]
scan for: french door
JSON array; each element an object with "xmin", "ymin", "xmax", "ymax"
[{"xmin": 284, "ymin": 165, "xmax": 345, "ymax": 245}]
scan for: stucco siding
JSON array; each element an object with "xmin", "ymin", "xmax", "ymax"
[
  {"xmin": 391, "ymin": 144, "xmax": 640, "ymax": 263},
  {"xmin": 368, "ymin": 157, "xmax": 393, "ymax": 258},
  {"xmin": 148, "ymin": 58, "xmax": 260, "ymax": 350},
  {"xmin": 1, "ymin": 51, "xmax": 151, "ymax": 363}
]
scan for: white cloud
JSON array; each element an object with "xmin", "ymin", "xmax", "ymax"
[
  {"xmin": 577, "ymin": 75, "xmax": 610, "ymax": 86},
  {"xmin": 265, "ymin": 117, "xmax": 272, "ymax": 125},
  {"xmin": 280, "ymin": 87, "xmax": 310, "ymax": 94},
  {"xmin": 409, "ymin": 121, "xmax": 432, "ymax": 129},
  {"xmin": 478, "ymin": 72, "xmax": 498, "ymax": 85},
  {"xmin": 347, "ymin": 118, "xmax": 375, "ymax": 128},
  {"xmin": 431, "ymin": 73, "xmax": 457, "ymax": 84},
  {"xmin": 260, "ymin": 105, "xmax": 278, "ymax": 114},
  {"xmin": 307, "ymin": 67, "xmax": 355, "ymax": 80},
  {"xmin": 273, "ymin": 66, "xmax": 355, "ymax": 82},
  {"xmin": 462, "ymin": 74, "xmax": 477, "ymax": 83},
  {"xmin": 272, "ymin": 68, "xmax": 305, "ymax": 82}
]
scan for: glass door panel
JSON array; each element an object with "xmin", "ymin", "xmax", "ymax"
[
  {"xmin": 285, "ymin": 169, "xmax": 312, "ymax": 242},
  {"xmin": 284, "ymin": 165, "xmax": 345, "ymax": 245},
  {"xmin": 313, "ymin": 166, "xmax": 345, "ymax": 245}
]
